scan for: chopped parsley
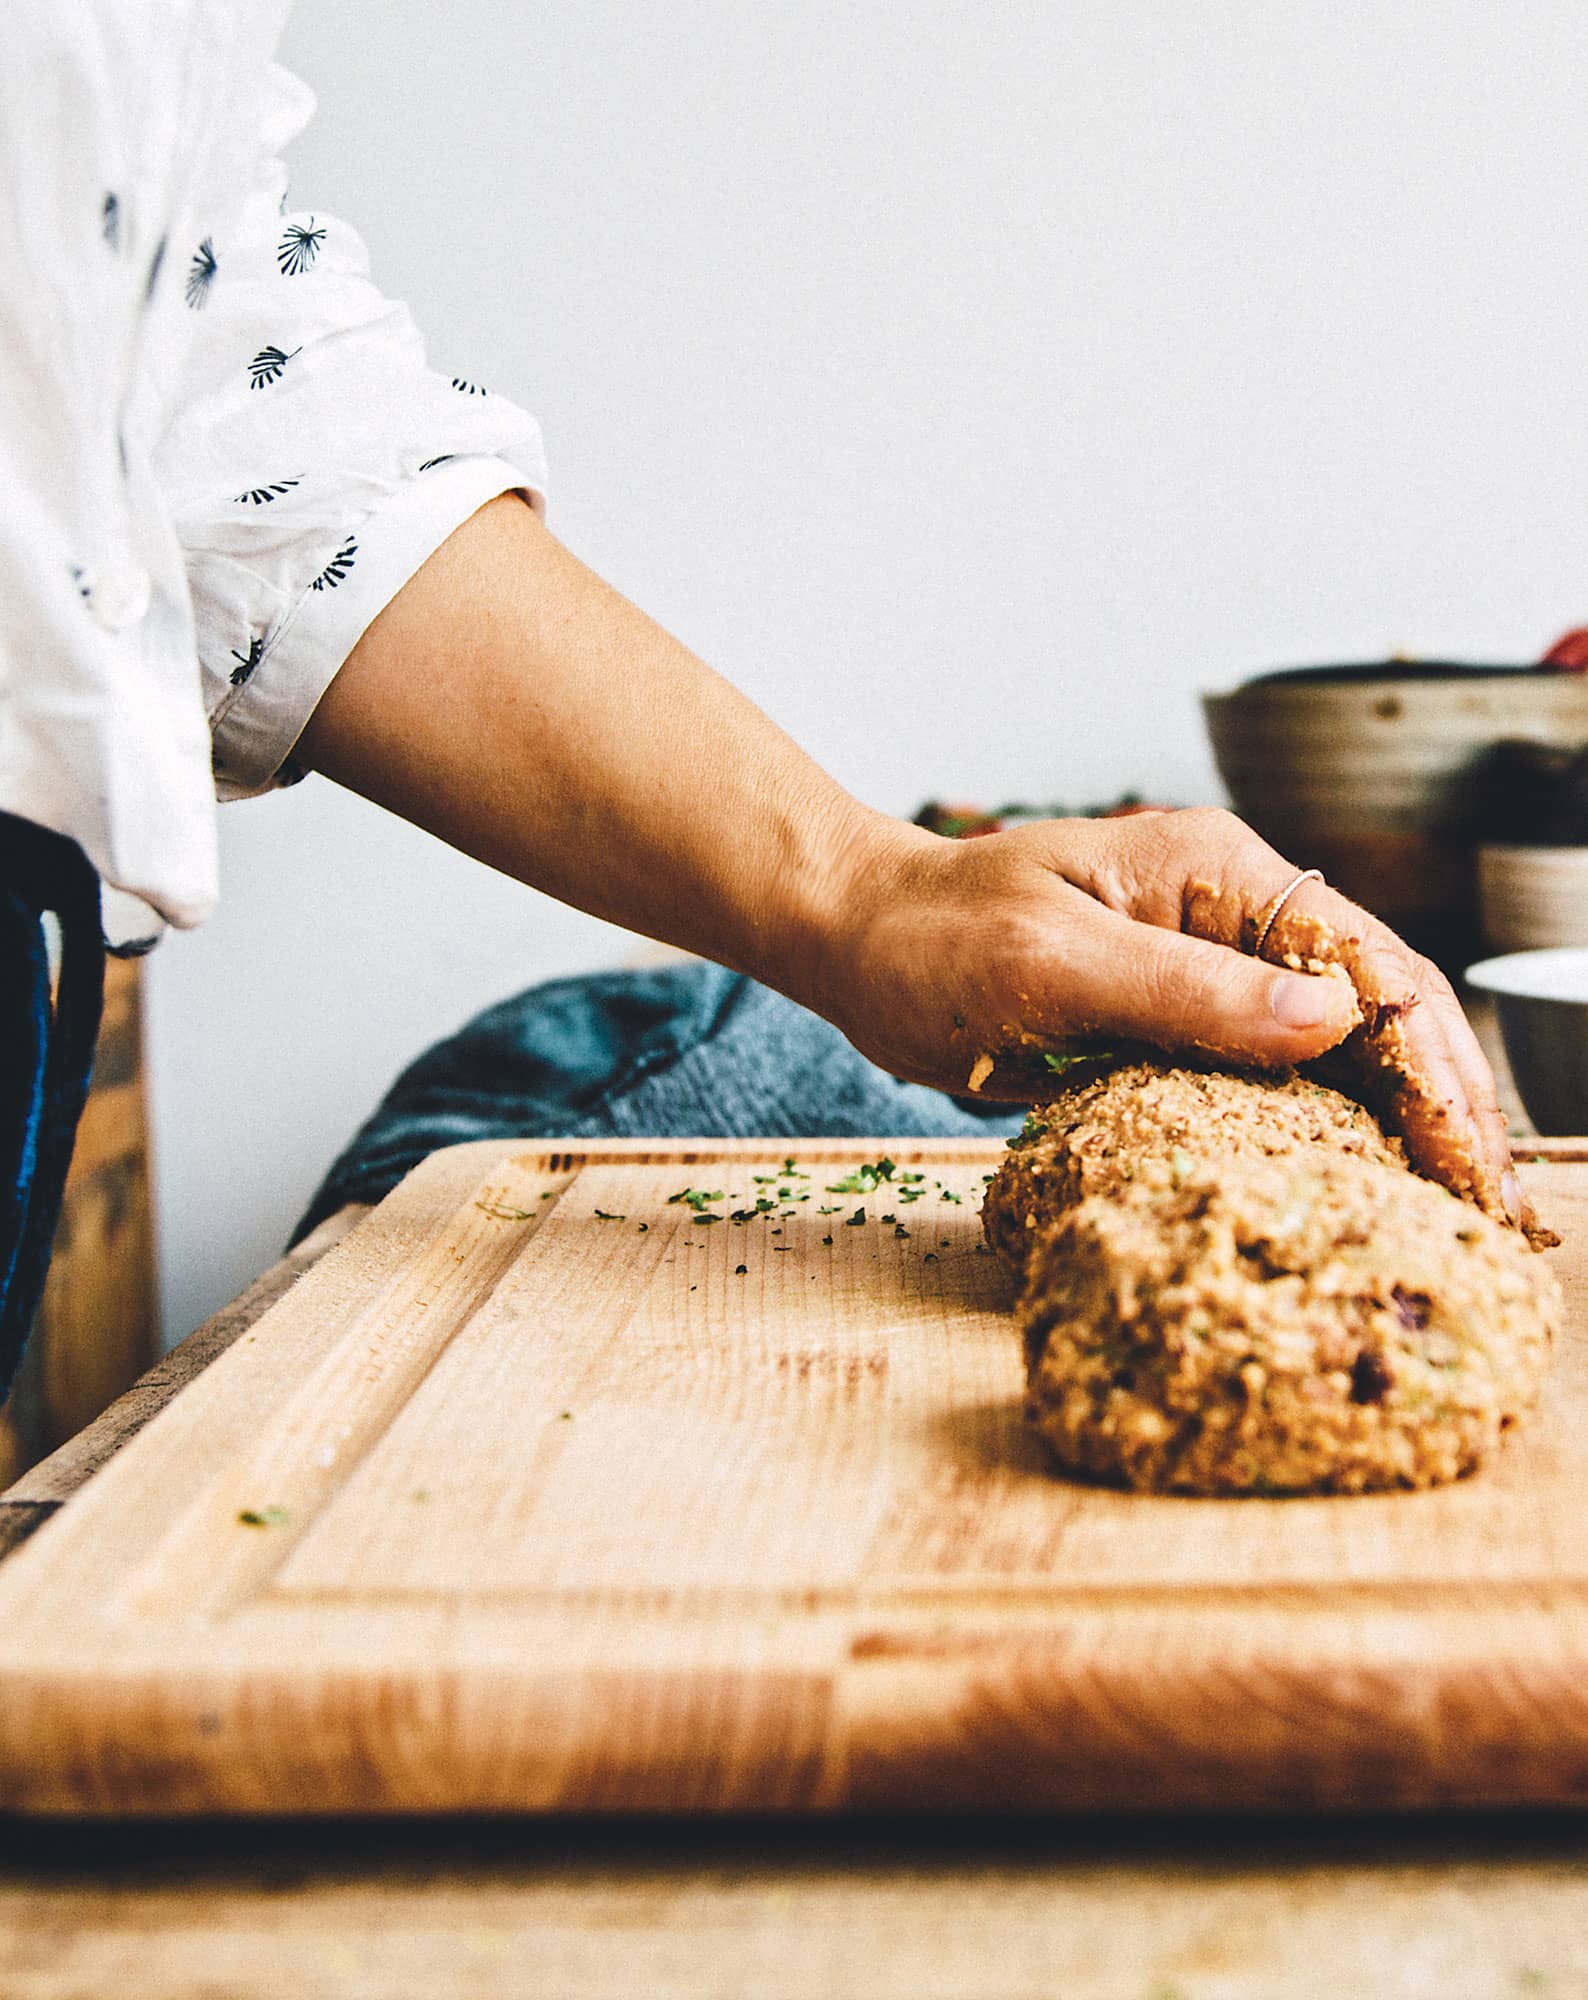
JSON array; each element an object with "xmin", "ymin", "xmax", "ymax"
[
  {"xmin": 475, "ymin": 1200, "xmax": 534, "ymax": 1222},
  {"xmin": 593, "ymin": 1209, "xmax": 626, "ymax": 1221},
  {"xmin": 846, "ymin": 1207, "xmax": 867, "ymax": 1227},
  {"xmin": 668, "ymin": 1187, "xmax": 726, "ymax": 1210},
  {"xmin": 1007, "ymin": 1112, "xmax": 1052, "ymax": 1152},
  {"xmin": 1040, "ymin": 1045, "xmax": 1116, "ymax": 1077},
  {"xmin": 237, "ymin": 1505, "xmax": 291, "ymax": 1529},
  {"xmin": 826, "ymin": 1157, "xmax": 897, "ymax": 1194}
]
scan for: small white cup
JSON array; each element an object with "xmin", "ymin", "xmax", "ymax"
[{"xmin": 1478, "ymin": 845, "xmax": 1588, "ymax": 955}]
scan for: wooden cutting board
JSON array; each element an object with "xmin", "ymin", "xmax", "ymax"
[{"xmin": 0, "ymin": 1135, "xmax": 1585, "ymax": 1817}]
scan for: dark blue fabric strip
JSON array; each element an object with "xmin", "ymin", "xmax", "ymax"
[
  {"xmin": 0, "ymin": 898, "xmax": 48, "ymax": 1316},
  {"xmin": 0, "ymin": 814, "xmax": 104, "ymax": 1399}
]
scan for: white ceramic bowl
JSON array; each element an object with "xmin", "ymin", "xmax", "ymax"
[
  {"xmin": 1478, "ymin": 844, "xmax": 1588, "ymax": 954},
  {"xmin": 1465, "ymin": 946, "xmax": 1588, "ymax": 1135}
]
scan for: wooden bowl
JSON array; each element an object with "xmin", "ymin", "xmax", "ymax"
[{"xmin": 1203, "ymin": 667, "xmax": 1588, "ymax": 967}]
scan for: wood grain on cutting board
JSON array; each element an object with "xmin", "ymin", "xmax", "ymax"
[{"xmin": 0, "ymin": 1136, "xmax": 1583, "ymax": 1817}]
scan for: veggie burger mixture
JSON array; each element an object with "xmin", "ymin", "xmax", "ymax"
[{"xmin": 982, "ymin": 1062, "xmax": 1561, "ymax": 1497}]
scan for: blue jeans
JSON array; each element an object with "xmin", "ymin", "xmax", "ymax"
[{"xmin": 296, "ymin": 961, "xmax": 1022, "ymax": 1242}]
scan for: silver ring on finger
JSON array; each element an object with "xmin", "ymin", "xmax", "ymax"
[{"xmin": 1253, "ymin": 867, "xmax": 1324, "ymax": 961}]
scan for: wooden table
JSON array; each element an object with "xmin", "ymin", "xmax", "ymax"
[{"xmin": 2, "ymin": 1172, "xmax": 1588, "ymax": 1997}]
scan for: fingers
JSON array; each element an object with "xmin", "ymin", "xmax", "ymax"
[
  {"xmin": 1266, "ymin": 879, "xmax": 1510, "ymax": 1219},
  {"xmin": 1414, "ymin": 957, "xmax": 1518, "ymax": 1215},
  {"xmin": 1034, "ymin": 807, "xmax": 1515, "ymax": 1221},
  {"xmin": 1048, "ymin": 805, "xmax": 1275, "ymax": 937},
  {"xmin": 1371, "ymin": 955, "xmax": 1519, "ymax": 1224},
  {"xmin": 1039, "ymin": 899, "xmax": 1362, "ymax": 1068}
]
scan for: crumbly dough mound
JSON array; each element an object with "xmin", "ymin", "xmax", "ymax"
[
  {"xmin": 1018, "ymin": 1154, "xmax": 1559, "ymax": 1496},
  {"xmin": 982, "ymin": 1062, "xmax": 1403, "ymax": 1275}
]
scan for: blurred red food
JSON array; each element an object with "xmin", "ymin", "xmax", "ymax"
[
  {"xmin": 913, "ymin": 794, "xmax": 1171, "ymax": 838},
  {"xmin": 1541, "ymin": 628, "xmax": 1588, "ymax": 671},
  {"xmin": 913, "ymin": 803, "xmax": 1006, "ymax": 839}
]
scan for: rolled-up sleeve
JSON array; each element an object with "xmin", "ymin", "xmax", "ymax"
[{"xmin": 153, "ymin": 78, "xmax": 549, "ymax": 799}]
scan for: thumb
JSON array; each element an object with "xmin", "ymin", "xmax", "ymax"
[{"xmin": 1060, "ymin": 905, "xmax": 1362, "ymax": 1065}]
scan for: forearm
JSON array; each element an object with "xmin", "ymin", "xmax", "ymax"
[
  {"xmin": 297, "ymin": 488, "xmax": 1515, "ymax": 1223},
  {"xmin": 298, "ymin": 493, "xmax": 911, "ymax": 1007}
]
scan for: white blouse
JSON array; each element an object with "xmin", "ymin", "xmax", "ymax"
[{"xmin": 1, "ymin": 2, "xmax": 549, "ymax": 950}]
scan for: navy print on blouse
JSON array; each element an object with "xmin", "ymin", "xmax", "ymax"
[
  {"xmin": 185, "ymin": 237, "xmax": 217, "ymax": 309},
  {"xmin": 108, "ymin": 932, "xmax": 162, "ymax": 961},
  {"xmin": 69, "ymin": 564, "xmax": 92, "ymax": 604},
  {"xmin": 310, "ymin": 537, "xmax": 358, "ymax": 591},
  {"xmin": 145, "ymin": 234, "xmax": 167, "ymax": 302},
  {"xmin": 277, "ymin": 219, "xmax": 326, "ymax": 277},
  {"xmin": 248, "ymin": 344, "xmax": 302, "ymax": 390},
  {"xmin": 450, "ymin": 378, "xmax": 488, "ymax": 396},
  {"xmin": 101, "ymin": 192, "xmax": 121, "ymax": 251},
  {"xmin": 417, "ymin": 455, "xmax": 456, "ymax": 472},
  {"xmin": 229, "ymin": 636, "xmax": 266, "ymax": 687},
  {"xmin": 233, "ymin": 478, "xmax": 302, "ymax": 505}
]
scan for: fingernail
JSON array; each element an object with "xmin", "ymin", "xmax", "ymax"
[
  {"xmin": 1502, "ymin": 1168, "xmax": 1522, "ymax": 1226},
  {"xmin": 1270, "ymin": 974, "xmax": 1337, "ymax": 1030}
]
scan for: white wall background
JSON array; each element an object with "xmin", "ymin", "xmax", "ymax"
[{"xmin": 147, "ymin": 0, "xmax": 1588, "ymax": 1346}]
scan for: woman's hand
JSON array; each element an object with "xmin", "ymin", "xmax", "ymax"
[
  {"xmin": 820, "ymin": 807, "xmax": 1519, "ymax": 1225},
  {"xmin": 300, "ymin": 498, "xmax": 1517, "ymax": 1228}
]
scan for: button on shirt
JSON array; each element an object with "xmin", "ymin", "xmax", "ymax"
[{"xmin": 1, "ymin": 2, "xmax": 549, "ymax": 950}]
